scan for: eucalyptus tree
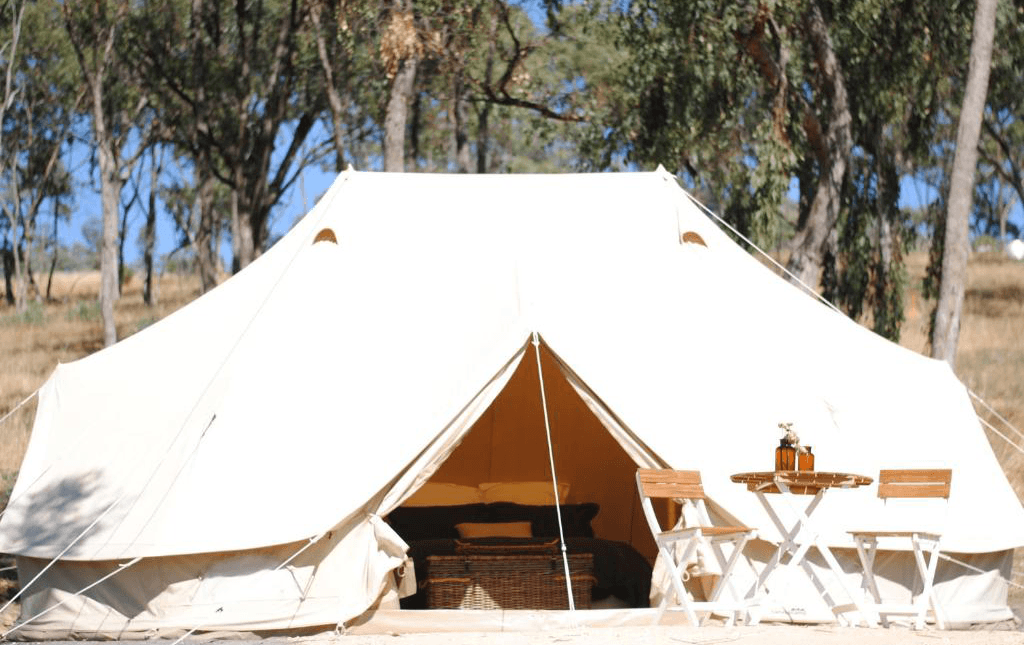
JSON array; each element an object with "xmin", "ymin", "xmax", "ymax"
[
  {"xmin": 1, "ymin": 0, "xmax": 79, "ymax": 311},
  {"xmin": 0, "ymin": 0, "xmax": 25, "ymax": 309},
  {"xmin": 581, "ymin": 0, "xmax": 976, "ymax": 340},
  {"xmin": 124, "ymin": 0, "xmax": 329, "ymax": 275},
  {"xmin": 64, "ymin": 0, "xmax": 151, "ymax": 345},
  {"xmin": 308, "ymin": 0, "xmax": 383, "ymax": 171},
  {"xmin": 977, "ymin": 0, "xmax": 1024, "ymax": 242},
  {"xmin": 463, "ymin": 0, "xmax": 593, "ymax": 171},
  {"xmin": 395, "ymin": 0, "xmax": 591, "ymax": 173},
  {"xmin": 821, "ymin": 1, "xmax": 972, "ymax": 339},
  {"xmin": 931, "ymin": 0, "xmax": 999, "ymax": 367}
]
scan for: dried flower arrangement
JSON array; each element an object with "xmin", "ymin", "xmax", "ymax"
[{"xmin": 778, "ymin": 422, "xmax": 809, "ymax": 454}]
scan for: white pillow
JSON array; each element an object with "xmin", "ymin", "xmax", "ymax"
[
  {"xmin": 479, "ymin": 481, "xmax": 570, "ymax": 505},
  {"xmin": 403, "ymin": 482, "xmax": 483, "ymax": 507}
]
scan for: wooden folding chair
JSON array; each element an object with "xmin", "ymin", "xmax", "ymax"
[
  {"xmin": 848, "ymin": 469, "xmax": 952, "ymax": 629},
  {"xmin": 636, "ymin": 469, "xmax": 757, "ymax": 626}
]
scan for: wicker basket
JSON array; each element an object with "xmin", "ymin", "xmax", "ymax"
[{"xmin": 425, "ymin": 552, "xmax": 594, "ymax": 610}]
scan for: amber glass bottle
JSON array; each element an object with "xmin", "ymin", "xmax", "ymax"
[
  {"xmin": 798, "ymin": 446, "xmax": 815, "ymax": 471},
  {"xmin": 775, "ymin": 439, "xmax": 796, "ymax": 471}
]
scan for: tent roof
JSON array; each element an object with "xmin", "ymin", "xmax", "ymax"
[{"xmin": 1, "ymin": 168, "xmax": 1021, "ymax": 560}]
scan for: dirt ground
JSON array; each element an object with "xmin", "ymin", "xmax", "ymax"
[{"xmin": 223, "ymin": 622, "xmax": 1024, "ymax": 645}]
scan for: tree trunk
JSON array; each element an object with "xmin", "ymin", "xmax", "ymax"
[
  {"xmin": 384, "ymin": 57, "xmax": 417, "ymax": 172},
  {"xmin": 118, "ymin": 196, "xmax": 129, "ymax": 297},
  {"xmin": 98, "ymin": 139, "xmax": 122, "ymax": 347},
  {"xmin": 26, "ymin": 243, "xmax": 38, "ymax": 301},
  {"xmin": 0, "ymin": 4, "xmax": 22, "ymax": 309},
  {"xmin": 784, "ymin": 1, "xmax": 852, "ymax": 290},
  {"xmin": 230, "ymin": 181, "xmax": 242, "ymax": 273},
  {"xmin": 46, "ymin": 199, "xmax": 59, "ymax": 302},
  {"xmin": 194, "ymin": 159, "xmax": 219, "ymax": 292},
  {"xmin": 310, "ymin": 1, "xmax": 348, "ymax": 171},
  {"xmin": 476, "ymin": 12, "xmax": 497, "ymax": 174},
  {"xmin": 234, "ymin": 205, "xmax": 256, "ymax": 270},
  {"xmin": 931, "ymin": 0, "xmax": 998, "ymax": 366},
  {"xmin": 453, "ymin": 74, "xmax": 471, "ymax": 173},
  {"xmin": 143, "ymin": 148, "xmax": 159, "ymax": 306},
  {"xmin": 91, "ymin": 73, "xmax": 122, "ymax": 346},
  {"xmin": 2, "ymin": 246, "xmax": 13, "ymax": 305},
  {"xmin": 7, "ymin": 214, "xmax": 24, "ymax": 314}
]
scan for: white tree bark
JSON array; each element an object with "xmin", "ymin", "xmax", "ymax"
[
  {"xmin": 384, "ymin": 57, "xmax": 417, "ymax": 172},
  {"xmin": 931, "ymin": 0, "xmax": 999, "ymax": 366}
]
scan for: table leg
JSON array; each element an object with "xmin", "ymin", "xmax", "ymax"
[
  {"xmin": 743, "ymin": 489, "xmax": 820, "ymax": 623},
  {"xmin": 746, "ymin": 483, "xmax": 877, "ymax": 628},
  {"xmin": 772, "ymin": 483, "xmax": 878, "ymax": 628}
]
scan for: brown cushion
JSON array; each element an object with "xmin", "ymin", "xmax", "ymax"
[{"xmin": 455, "ymin": 521, "xmax": 533, "ymax": 539}]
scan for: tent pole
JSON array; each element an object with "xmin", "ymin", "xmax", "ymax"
[{"xmin": 531, "ymin": 332, "xmax": 577, "ymax": 617}]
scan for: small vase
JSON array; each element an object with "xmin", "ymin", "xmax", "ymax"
[
  {"xmin": 775, "ymin": 439, "xmax": 796, "ymax": 471},
  {"xmin": 798, "ymin": 446, "xmax": 815, "ymax": 471}
]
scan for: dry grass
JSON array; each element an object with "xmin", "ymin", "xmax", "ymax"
[{"xmin": 901, "ymin": 253, "xmax": 1024, "ymax": 499}]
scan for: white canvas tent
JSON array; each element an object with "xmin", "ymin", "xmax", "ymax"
[{"xmin": 1, "ymin": 168, "xmax": 1022, "ymax": 638}]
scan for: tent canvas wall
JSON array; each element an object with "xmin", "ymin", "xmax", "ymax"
[{"xmin": 0, "ymin": 169, "xmax": 1022, "ymax": 638}]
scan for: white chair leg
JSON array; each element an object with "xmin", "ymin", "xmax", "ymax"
[
  {"xmin": 709, "ymin": 535, "xmax": 750, "ymax": 626},
  {"xmin": 657, "ymin": 539, "xmax": 700, "ymax": 626},
  {"xmin": 854, "ymin": 536, "xmax": 886, "ymax": 627},
  {"xmin": 913, "ymin": 536, "xmax": 937, "ymax": 630},
  {"xmin": 916, "ymin": 535, "xmax": 945, "ymax": 630}
]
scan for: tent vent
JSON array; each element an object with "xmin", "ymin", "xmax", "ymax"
[
  {"xmin": 313, "ymin": 228, "xmax": 338, "ymax": 244},
  {"xmin": 680, "ymin": 231, "xmax": 707, "ymax": 247}
]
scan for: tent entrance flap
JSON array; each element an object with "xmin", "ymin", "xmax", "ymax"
[
  {"xmin": 374, "ymin": 343, "xmax": 530, "ymax": 515},
  {"xmin": 394, "ymin": 337, "xmax": 664, "ymax": 562}
]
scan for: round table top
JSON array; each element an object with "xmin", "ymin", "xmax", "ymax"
[{"xmin": 730, "ymin": 471, "xmax": 873, "ymax": 495}]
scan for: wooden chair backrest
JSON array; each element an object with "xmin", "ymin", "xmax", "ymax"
[
  {"xmin": 637, "ymin": 469, "xmax": 706, "ymax": 500},
  {"xmin": 877, "ymin": 469, "xmax": 952, "ymax": 499}
]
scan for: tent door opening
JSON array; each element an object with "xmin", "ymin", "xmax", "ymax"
[{"xmin": 384, "ymin": 339, "xmax": 672, "ymax": 611}]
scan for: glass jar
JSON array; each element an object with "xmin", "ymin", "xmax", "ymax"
[
  {"xmin": 775, "ymin": 439, "xmax": 796, "ymax": 471},
  {"xmin": 798, "ymin": 446, "xmax": 814, "ymax": 471}
]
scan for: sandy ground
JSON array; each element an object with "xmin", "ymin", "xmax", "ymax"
[{"xmin": 223, "ymin": 623, "xmax": 1024, "ymax": 645}]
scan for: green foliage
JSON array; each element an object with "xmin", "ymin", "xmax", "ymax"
[
  {"xmin": 568, "ymin": 0, "xmax": 986, "ymax": 339},
  {"xmin": 975, "ymin": 0, "xmax": 1024, "ymax": 240},
  {"xmin": 574, "ymin": 1, "xmax": 805, "ymax": 248},
  {"xmin": 821, "ymin": 151, "xmax": 915, "ymax": 340}
]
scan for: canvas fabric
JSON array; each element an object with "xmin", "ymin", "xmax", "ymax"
[{"xmin": 1, "ymin": 169, "xmax": 1021, "ymax": 636}]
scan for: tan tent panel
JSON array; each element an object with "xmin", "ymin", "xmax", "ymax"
[{"xmin": 1, "ymin": 169, "xmax": 1021, "ymax": 638}]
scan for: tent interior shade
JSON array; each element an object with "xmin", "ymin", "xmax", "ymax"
[{"xmin": 420, "ymin": 341, "xmax": 660, "ymax": 561}]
